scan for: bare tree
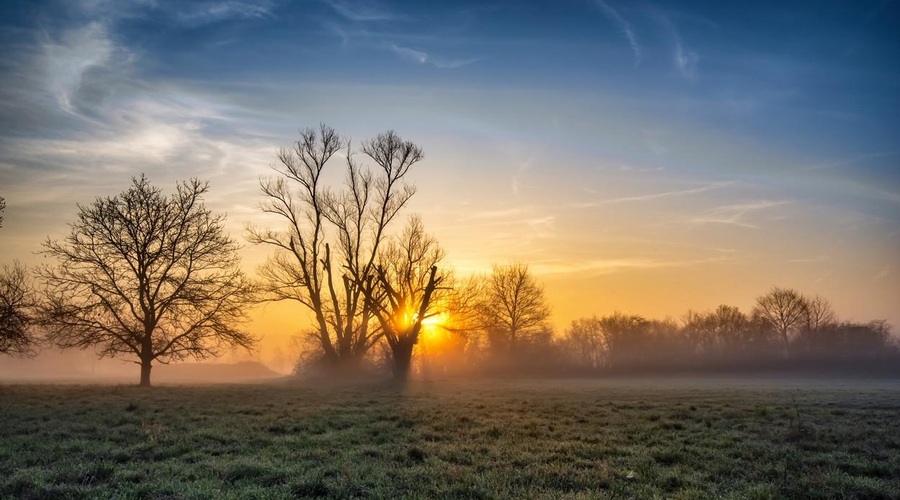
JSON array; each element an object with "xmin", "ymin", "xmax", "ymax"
[
  {"xmin": 38, "ymin": 176, "xmax": 256, "ymax": 386},
  {"xmin": 712, "ymin": 304, "xmax": 750, "ymax": 350},
  {"xmin": 683, "ymin": 305, "xmax": 752, "ymax": 355},
  {"xmin": 248, "ymin": 125, "xmax": 424, "ymax": 372},
  {"xmin": 0, "ymin": 262, "xmax": 37, "ymax": 357},
  {"xmin": 599, "ymin": 313, "xmax": 649, "ymax": 369},
  {"xmin": 682, "ymin": 309, "xmax": 718, "ymax": 354},
  {"xmin": 563, "ymin": 317, "xmax": 606, "ymax": 369},
  {"xmin": 437, "ymin": 275, "xmax": 487, "ymax": 368},
  {"xmin": 0, "ymin": 196, "xmax": 5, "ymax": 228},
  {"xmin": 802, "ymin": 295, "xmax": 836, "ymax": 333},
  {"xmin": 362, "ymin": 216, "xmax": 444, "ymax": 381},
  {"xmin": 480, "ymin": 263, "xmax": 551, "ymax": 355},
  {"xmin": 795, "ymin": 294, "xmax": 837, "ymax": 353},
  {"xmin": 752, "ymin": 287, "xmax": 808, "ymax": 358}
]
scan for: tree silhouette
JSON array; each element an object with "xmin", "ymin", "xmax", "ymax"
[
  {"xmin": 563, "ymin": 317, "xmax": 606, "ymax": 369},
  {"xmin": 0, "ymin": 262, "xmax": 36, "ymax": 357},
  {"xmin": 682, "ymin": 305, "xmax": 752, "ymax": 356},
  {"xmin": 38, "ymin": 176, "xmax": 256, "ymax": 386},
  {"xmin": 599, "ymin": 313, "xmax": 649, "ymax": 369},
  {"xmin": 362, "ymin": 216, "xmax": 444, "ymax": 381},
  {"xmin": 248, "ymin": 125, "xmax": 425, "ymax": 372},
  {"xmin": 480, "ymin": 263, "xmax": 551, "ymax": 355},
  {"xmin": 752, "ymin": 287, "xmax": 808, "ymax": 358}
]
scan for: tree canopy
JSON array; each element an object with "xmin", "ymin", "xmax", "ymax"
[{"xmin": 38, "ymin": 176, "xmax": 256, "ymax": 386}]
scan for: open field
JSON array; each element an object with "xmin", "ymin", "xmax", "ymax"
[{"xmin": 1, "ymin": 378, "xmax": 898, "ymax": 499}]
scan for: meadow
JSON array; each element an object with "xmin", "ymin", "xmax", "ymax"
[{"xmin": 1, "ymin": 377, "xmax": 898, "ymax": 499}]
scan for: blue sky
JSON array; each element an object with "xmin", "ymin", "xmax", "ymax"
[{"xmin": 0, "ymin": 0, "xmax": 898, "ymax": 339}]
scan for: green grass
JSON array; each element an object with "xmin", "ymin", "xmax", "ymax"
[{"xmin": 1, "ymin": 378, "xmax": 898, "ymax": 499}]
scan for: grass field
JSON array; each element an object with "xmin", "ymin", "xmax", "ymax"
[{"xmin": 1, "ymin": 377, "xmax": 898, "ymax": 499}]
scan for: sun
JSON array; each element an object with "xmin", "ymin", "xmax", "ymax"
[{"xmin": 419, "ymin": 312, "xmax": 450, "ymax": 345}]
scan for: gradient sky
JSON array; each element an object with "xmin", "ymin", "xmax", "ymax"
[{"xmin": 1, "ymin": 0, "xmax": 898, "ymax": 358}]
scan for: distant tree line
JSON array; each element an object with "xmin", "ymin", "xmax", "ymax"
[{"xmin": 412, "ymin": 281, "xmax": 897, "ymax": 377}]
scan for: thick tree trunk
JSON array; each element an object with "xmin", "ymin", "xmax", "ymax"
[
  {"xmin": 139, "ymin": 360, "xmax": 152, "ymax": 387},
  {"xmin": 392, "ymin": 340, "xmax": 415, "ymax": 382}
]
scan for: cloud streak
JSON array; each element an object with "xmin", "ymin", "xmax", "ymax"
[
  {"xmin": 173, "ymin": 0, "xmax": 277, "ymax": 26},
  {"xmin": 647, "ymin": 7, "xmax": 700, "ymax": 80},
  {"xmin": 802, "ymin": 150, "xmax": 900, "ymax": 171},
  {"xmin": 573, "ymin": 181, "xmax": 734, "ymax": 208},
  {"xmin": 533, "ymin": 255, "xmax": 731, "ymax": 276},
  {"xmin": 322, "ymin": 0, "xmax": 402, "ymax": 22},
  {"xmin": 691, "ymin": 200, "xmax": 788, "ymax": 228},
  {"xmin": 595, "ymin": 0, "xmax": 642, "ymax": 66},
  {"xmin": 672, "ymin": 33, "xmax": 699, "ymax": 80},
  {"xmin": 389, "ymin": 44, "xmax": 479, "ymax": 68}
]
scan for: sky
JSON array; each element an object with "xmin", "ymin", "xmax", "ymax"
[{"xmin": 0, "ymin": 0, "xmax": 898, "ymax": 364}]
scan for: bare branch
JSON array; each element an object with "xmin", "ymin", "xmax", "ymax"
[{"xmin": 0, "ymin": 261, "xmax": 38, "ymax": 357}]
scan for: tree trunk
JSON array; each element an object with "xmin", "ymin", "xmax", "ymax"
[
  {"xmin": 139, "ymin": 358, "xmax": 152, "ymax": 387},
  {"xmin": 392, "ymin": 340, "xmax": 415, "ymax": 382},
  {"xmin": 139, "ymin": 333, "xmax": 154, "ymax": 387}
]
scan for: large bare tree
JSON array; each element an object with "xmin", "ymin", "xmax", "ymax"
[
  {"xmin": 38, "ymin": 176, "xmax": 256, "ymax": 386},
  {"xmin": 480, "ymin": 263, "xmax": 551, "ymax": 355},
  {"xmin": 248, "ymin": 125, "xmax": 424, "ymax": 371},
  {"xmin": 0, "ymin": 262, "xmax": 37, "ymax": 357},
  {"xmin": 752, "ymin": 287, "xmax": 808, "ymax": 358},
  {"xmin": 362, "ymin": 215, "xmax": 444, "ymax": 380}
]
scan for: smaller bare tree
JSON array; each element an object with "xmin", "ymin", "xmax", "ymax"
[
  {"xmin": 362, "ymin": 216, "xmax": 444, "ymax": 381},
  {"xmin": 0, "ymin": 262, "xmax": 37, "ymax": 357},
  {"xmin": 480, "ymin": 263, "xmax": 551, "ymax": 355},
  {"xmin": 752, "ymin": 287, "xmax": 809, "ymax": 358},
  {"xmin": 802, "ymin": 295, "xmax": 836, "ymax": 333},
  {"xmin": 564, "ymin": 317, "xmax": 606, "ymax": 369},
  {"xmin": 38, "ymin": 176, "xmax": 256, "ymax": 386},
  {"xmin": 435, "ymin": 275, "xmax": 487, "ymax": 369}
]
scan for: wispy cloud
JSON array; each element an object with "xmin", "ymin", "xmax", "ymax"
[
  {"xmin": 788, "ymin": 255, "xmax": 829, "ymax": 264},
  {"xmin": 802, "ymin": 150, "xmax": 900, "ymax": 171},
  {"xmin": 77, "ymin": 0, "xmax": 277, "ymax": 26},
  {"xmin": 672, "ymin": 34, "xmax": 699, "ymax": 80},
  {"xmin": 0, "ymin": 5, "xmax": 278, "ymax": 239},
  {"xmin": 648, "ymin": 7, "xmax": 699, "ymax": 80},
  {"xmin": 464, "ymin": 208, "xmax": 524, "ymax": 221},
  {"xmin": 433, "ymin": 57, "xmax": 480, "ymax": 69},
  {"xmin": 174, "ymin": 0, "xmax": 277, "ymax": 26},
  {"xmin": 573, "ymin": 181, "xmax": 733, "ymax": 208},
  {"xmin": 691, "ymin": 200, "xmax": 788, "ymax": 228},
  {"xmin": 322, "ymin": 0, "xmax": 401, "ymax": 22},
  {"xmin": 533, "ymin": 255, "xmax": 731, "ymax": 276},
  {"xmin": 389, "ymin": 44, "xmax": 479, "ymax": 69},
  {"xmin": 594, "ymin": 0, "xmax": 642, "ymax": 67},
  {"xmin": 39, "ymin": 22, "xmax": 125, "ymax": 120},
  {"xmin": 642, "ymin": 128, "xmax": 668, "ymax": 157},
  {"xmin": 873, "ymin": 264, "xmax": 891, "ymax": 281},
  {"xmin": 391, "ymin": 44, "xmax": 428, "ymax": 64}
]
